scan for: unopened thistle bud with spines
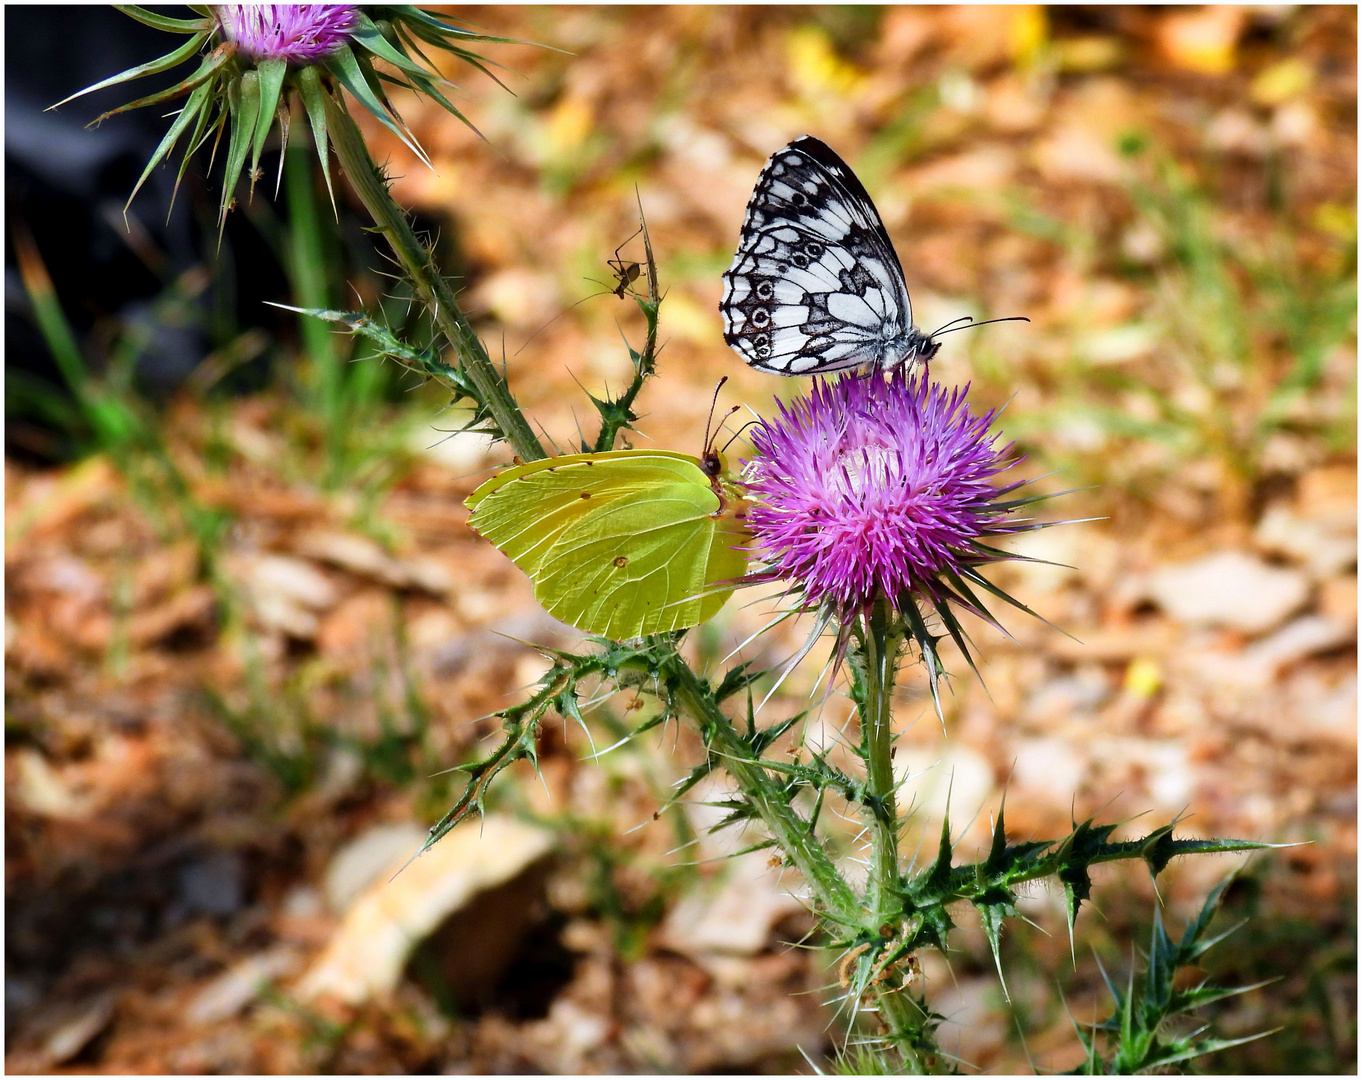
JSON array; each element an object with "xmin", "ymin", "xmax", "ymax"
[{"xmin": 52, "ymin": 5, "xmax": 517, "ymax": 227}]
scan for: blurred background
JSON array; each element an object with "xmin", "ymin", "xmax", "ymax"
[{"xmin": 5, "ymin": 5, "xmax": 1355, "ymax": 1073}]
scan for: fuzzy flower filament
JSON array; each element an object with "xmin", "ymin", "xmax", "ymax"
[
  {"xmin": 745, "ymin": 371, "xmax": 1031, "ymax": 623},
  {"xmin": 217, "ymin": 5, "xmax": 358, "ymax": 64}
]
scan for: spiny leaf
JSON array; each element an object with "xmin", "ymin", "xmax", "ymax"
[
  {"xmin": 900, "ymin": 599, "xmax": 946, "ymax": 720},
  {"xmin": 91, "ymin": 41, "xmax": 234, "ymax": 126},
  {"xmin": 50, "ymin": 29, "xmax": 209, "ymax": 110},
  {"xmin": 173, "ymin": 80, "xmax": 222, "ymax": 203},
  {"xmin": 1137, "ymin": 1030, "xmax": 1280, "ymax": 1072},
  {"xmin": 1061, "ymin": 859, "xmax": 1093, "ymax": 961},
  {"xmin": 924, "ymin": 812, "xmax": 954, "ymax": 894},
  {"xmin": 114, "ymin": 4, "xmax": 213, "ymax": 33},
  {"xmin": 983, "ymin": 793, "xmax": 1009, "ymax": 877},
  {"xmin": 323, "ymin": 42, "xmax": 429, "ymax": 166},
  {"xmin": 1073, "ymin": 885, "xmax": 1277, "ymax": 1074},
  {"xmin": 1142, "ymin": 906, "xmax": 1180, "ymax": 1020},
  {"xmin": 714, "ymin": 660, "xmax": 762, "ymax": 703},
  {"xmin": 352, "ymin": 10, "xmax": 442, "ymax": 79},
  {"xmin": 1171, "ymin": 976, "xmax": 1279, "ymax": 1013},
  {"xmin": 956, "ymin": 561, "xmax": 1075, "ymax": 639},
  {"xmin": 249, "ymin": 57, "xmax": 287, "ymax": 189},
  {"xmin": 974, "ymin": 887, "xmax": 1018, "ymax": 1001},
  {"xmin": 125, "ymin": 78, "xmax": 213, "ymax": 211},
  {"xmin": 218, "ymin": 70, "xmax": 261, "ymax": 229},
  {"xmin": 296, "ymin": 66, "xmax": 336, "ymax": 213},
  {"xmin": 930, "ymin": 593, "xmax": 985, "ymax": 688},
  {"xmin": 1139, "ymin": 821, "xmax": 1179, "ymax": 876}
]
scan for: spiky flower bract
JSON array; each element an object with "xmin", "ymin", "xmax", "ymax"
[
  {"xmin": 218, "ymin": 5, "xmax": 357, "ymax": 64},
  {"xmin": 745, "ymin": 370, "xmax": 1055, "ymax": 697},
  {"xmin": 51, "ymin": 5, "xmax": 518, "ymax": 226}
]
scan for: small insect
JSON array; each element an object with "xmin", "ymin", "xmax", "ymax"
[
  {"xmin": 511, "ymin": 223, "xmax": 653, "ymax": 358},
  {"xmin": 720, "ymin": 135, "xmax": 1025, "ymax": 376},
  {"xmin": 607, "ymin": 226, "xmax": 643, "ymax": 298}
]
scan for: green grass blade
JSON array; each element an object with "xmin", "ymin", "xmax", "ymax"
[{"xmin": 11, "ymin": 225, "xmax": 92, "ymax": 407}]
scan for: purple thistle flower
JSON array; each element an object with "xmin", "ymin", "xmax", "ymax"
[
  {"xmin": 745, "ymin": 370, "xmax": 1035, "ymax": 626},
  {"xmin": 218, "ymin": 5, "xmax": 358, "ymax": 64}
]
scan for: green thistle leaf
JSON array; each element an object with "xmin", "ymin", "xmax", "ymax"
[
  {"xmin": 91, "ymin": 41, "xmax": 235, "ymax": 126},
  {"xmin": 114, "ymin": 4, "xmax": 213, "ymax": 34},
  {"xmin": 351, "ymin": 11, "xmax": 440, "ymax": 80},
  {"xmin": 1069, "ymin": 873, "xmax": 1278, "ymax": 1073},
  {"xmin": 296, "ymin": 65, "xmax": 336, "ymax": 211},
  {"xmin": 219, "ymin": 71, "xmax": 261, "ymax": 228},
  {"xmin": 250, "ymin": 57, "xmax": 288, "ymax": 189},
  {"xmin": 974, "ymin": 886, "xmax": 1018, "ymax": 1001},
  {"xmin": 50, "ymin": 30, "xmax": 210, "ymax": 111},
  {"xmin": 126, "ymin": 79, "xmax": 213, "ymax": 212},
  {"xmin": 323, "ymin": 42, "xmax": 428, "ymax": 165}
]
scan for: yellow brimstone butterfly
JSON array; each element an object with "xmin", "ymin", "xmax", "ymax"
[{"xmin": 465, "ymin": 446, "xmax": 751, "ymax": 640}]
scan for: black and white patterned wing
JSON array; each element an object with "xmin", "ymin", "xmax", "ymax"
[{"xmin": 720, "ymin": 136, "xmax": 914, "ymax": 375}]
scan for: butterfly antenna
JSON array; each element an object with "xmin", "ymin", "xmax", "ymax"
[
  {"xmin": 720, "ymin": 418, "xmax": 762, "ymax": 454},
  {"xmin": 702, "ymin": 376, "xmax": 730, "ymax": 453},
  {"xmin": 932, "ymin": 315, "xmax": 1030, "ymax": 338},
  {"xmin": 930, "ymin": 315, "xmax": 976, "ymax": 336}
]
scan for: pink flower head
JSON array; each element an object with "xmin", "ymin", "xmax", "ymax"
[
  {"xmin": 218, "ymin": 5, "xmax": 358, "ymax": 64},
  {"xmin": 745, "ymin": 370, "xmax": 1030, "ymax": 621}
]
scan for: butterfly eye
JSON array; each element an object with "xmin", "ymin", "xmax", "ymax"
[
  {"xmin": 792, "ymin": 253, "xmax": 810, "ymax": 269},
  {"xmin": 756, "ymin": 280, "xmax": 774, "ymax": 300},
  {"xmin": 751, "ymin": 308, "xmax": 770, "ymax": 327},
  {"xmin": 805, "ymin": 241, "xmax": 823, "ymax": 258}
]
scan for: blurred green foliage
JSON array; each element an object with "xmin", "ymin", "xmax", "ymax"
[{"xmin": 991, "ymin": 135, "xmax": 1355, "ymax": 504}]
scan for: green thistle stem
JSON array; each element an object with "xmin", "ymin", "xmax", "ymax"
[
  {"xmin": 855, "ymin": 601, "xmax": 943, "ymax": 1074},
  {"xmin": 322, "ymin": 92, "xmax": 546, "ymax": 463},
  {"xmin": 663, "ymin": 652, "xmax": 863, "ymax": 929},
  {"xmin": 862, "ymin": 601, "xmax": 903, "ymax": 915},
  {"xmin": 666, "ymin": 633, "xmax": 946, "ymax": 1072}
]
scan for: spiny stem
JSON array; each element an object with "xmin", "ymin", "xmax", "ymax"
[
  {"xmin": 661, "ymin": 650, "xmax": 863, "ymax": 929},
  {"xmin": 591, "ymin": 208, "xmax": 659, "ymax": 453},
  {"xmin": 322, "ymin": 91, "xmax": 546, "ymax": 463},
  {"xmin": 856, "ymin": 601, "xmax": 944, "ymax": 1073},
  {"xmin": 877, "ymin": 992, "xmax": 939, "ymax": 1076},
  {"xmin": 862, "ymin": 600, "xmax": 902, "ymax": 916}
]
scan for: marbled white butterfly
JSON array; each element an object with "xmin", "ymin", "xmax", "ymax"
[{"xmin": 721, "ymin": 135, "xmax": 1020, "ymax": 376}]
